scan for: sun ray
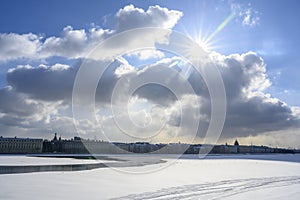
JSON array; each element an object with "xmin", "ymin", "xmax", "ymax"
[{"xmin": 207, "ymin": 12, "xmax": 236, "ymax": 42}]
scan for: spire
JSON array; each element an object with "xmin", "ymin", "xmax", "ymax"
[
  {"xmin": 53, "ymin": 133, "xmax": 58, "ymax": 141},
  {"xmin": 234, "ymin": 139, "xmax": 239, "ymax": 146}
]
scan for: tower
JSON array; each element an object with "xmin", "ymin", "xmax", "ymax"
[
  {"xmin": 53, "ymin": 133, "xmax": 58, "ymax": 141},
  {"xmin": 234, "ymin": 139, "xmax": 239, "ymax": 146},
  {"xmin": 234, "ymin": 139, "xmax": 240, "ymax": 153}
]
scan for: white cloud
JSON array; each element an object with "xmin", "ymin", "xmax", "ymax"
[
  {"xmin": 5, "ymin": 51, "xmax": 300, "ymax": 144},
  {"xmin": 115, "ymin": 5, "xmax": 182, "ymax": 31},
  {"xmin": 0, "ymin": 33, "xmax": 41, "ymax": 62},
  {"xmin": 114, "ymin": 57, "xmax": 136, "ymax": 76},
  {"xmin": 242, "ymin": 9, "xmax": 260, "ymax": 27},
  {"xmin": 0, "ymin": 5, "xmax": 182, "ymax": 63},
  {"xmin": 127, "ymin": 49, "xmax": 165, "ymax": 60},
  {"xmin": 231, "ymin": 3, "xmax": 260, "ymax": 27},
  {"xmin": 0, "ymin": 5, "xmax": 298, "ymax": 146},
  {"xmin": 39, "ymin": 26, "xmax": 88, "ymax": 58}
]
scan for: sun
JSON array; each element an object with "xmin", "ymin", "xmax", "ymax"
[
  {"xmin": 180, "ymin": 9, "xmax": 237, "ymax": 54},
  {"xmin": 181, "ymin": 26, "xmax": 215, "ymax": 54},
  {"xmin": 193, "ymin": 34, "xmax": 212, "ymax": 52}
]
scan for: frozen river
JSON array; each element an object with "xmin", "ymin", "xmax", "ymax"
[{"xmin": 0, "ymin": 154, "xmax": 299, "ymax": 199}]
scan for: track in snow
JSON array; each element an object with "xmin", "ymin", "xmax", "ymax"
[{"xmin": 112, "ymin": 176, "xmax": 300, "ymax": 200}]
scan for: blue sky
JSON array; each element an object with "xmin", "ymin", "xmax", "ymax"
[
  {"xmin": 0, "ymin": 0, "xmax": 299, "ymax": 147},
  {"xmin": 1, "ymin": 0, "xmax": 299, "ymax": 105}
]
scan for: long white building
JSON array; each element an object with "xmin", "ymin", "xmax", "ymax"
[{"xmin": 0, "ymin": 136, "xmax": 43, "ymax": 153}]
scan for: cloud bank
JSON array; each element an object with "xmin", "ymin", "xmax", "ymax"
[{"xmin": 0, "ymin": 5, "xmax": 298, "ymax": 147}]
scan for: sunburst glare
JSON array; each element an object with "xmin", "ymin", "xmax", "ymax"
[{"xmin": 180, "ymin": 8, "xmax": 236, "ymax": 53}]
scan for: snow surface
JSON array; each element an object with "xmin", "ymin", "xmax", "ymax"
[{"xmin": 0, "ymin": 154, "xmax": 299, "ymax": 199}]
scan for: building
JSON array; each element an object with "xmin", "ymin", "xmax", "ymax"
[
  {"xmin": 211, "ymin": 144, "xmax": 238, "ymax": 154},
  {"xmin": 155, "ymin": 143, "xmax": 190, "ymax": 154},
  {"xmin": 42, "ymin": 134, "xmax": 127, "ymax": 154},
  {"xmin": 0, "ymin": 136, "xmax": 43, "ymax": 153},
  {"xmin": 0, "ymin": 133, "xmax": 296, "ymax": 154}
]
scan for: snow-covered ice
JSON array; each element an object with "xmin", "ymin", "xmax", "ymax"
[{"xmin": 0, "ymin": 154, "xmax": 299, "ymax": 199}]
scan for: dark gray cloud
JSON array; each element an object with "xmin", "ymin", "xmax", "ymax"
[
  {"xmin": 0, "ymin": 86, "xmax": 67, "ymax": 138},
  {"xmin": 223, "ymin": 95, "xmax": 298, "ymax": 137},
  {"xmin": 7, "ymin": 63, "xmax": 78, "ymax": 101},
  {"xmin": 0, "ymin": 87, "xmax": 37, "ymax": 117},
  {"xmin": 3, "ymin": 51, "xmax": 300, "ymax": 140}
]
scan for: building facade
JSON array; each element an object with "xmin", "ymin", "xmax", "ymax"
[
  {"xmin": 0, "ymin": 136, "xmax": 43, "ymax": 153},
  {"xmin": 0, "ymin": 135, "xmax": 295, "ymax": 154},
  {"xmin": 42, "ymin": 134, "xmax": 127, "ymax": 154}
]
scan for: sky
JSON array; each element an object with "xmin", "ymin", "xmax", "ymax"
[{"xmin": 0, "ymin": 0, "xmax": 299, "ymax": 148}]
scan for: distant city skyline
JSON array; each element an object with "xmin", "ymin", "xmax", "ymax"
[
  {"xmin": 0, "ymin": 0, "xmax": 299, "ymax": 148},
  {"xmin": 1, "ymin": 133, "xmax": 296, "ymax": 155}
]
